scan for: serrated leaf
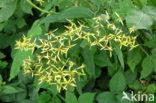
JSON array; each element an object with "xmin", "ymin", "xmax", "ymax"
[
  {"xmin": 65, "ymin": 91, "xmax": 78, "ymax": 103},
  {"xmin": 78, "ymin": 93, "xmax": 95, "ymax": 103},
  {"xmin": 9, "ymin": 50, "xmax": 32, "ymax": 81},
  {"xmin": 0, "ymin": 0, "xmax": 17, "ymax": 23},
  {"xmin": 126, "ymin": 9, "xmax": 153, "ymax": 30},
  {"xmin": 109, "ymin": 71, "xmax": 126, "ymax": 92}
]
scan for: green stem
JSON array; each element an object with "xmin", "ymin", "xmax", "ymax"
[
  {"xmin": 140, "ymin": 46, "xmax": 149, "ymax": 56},
  {"xmin": 26, "ymin": 0, "xmax": 52, "ymax": 14},
  {"xmin": 57, "ymin": 94, "xmax": 65, "ymax": 102}
]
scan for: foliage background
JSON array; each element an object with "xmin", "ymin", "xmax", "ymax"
[{"xmin": 0, "ymin": 0, "xmax": 156, "ymax": 103}]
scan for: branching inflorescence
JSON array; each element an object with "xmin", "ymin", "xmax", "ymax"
[{"xmin": 15, "ymin": 11, "xmax": 138, "ymax": 92}]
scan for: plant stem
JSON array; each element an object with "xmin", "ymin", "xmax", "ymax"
[
  {"xmin": 140, "ymin": 46, "xmax": 149, "ymax": 56},
  {"xmin": 26, "ymin": 0, "xmax": 52, "ymax": 14},
  {"xmin": 57, "ymin": 94, "xmax": 65, "ymax": 102}
]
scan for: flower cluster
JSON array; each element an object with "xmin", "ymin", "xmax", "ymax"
[{"xmin": 15, "ymin": 11, "xmax": 138, "ymax": 92}]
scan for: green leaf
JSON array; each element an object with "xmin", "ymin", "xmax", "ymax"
[
  {"xmin": 1, "ymin": 86, "xmax": 24, "ymax": 95},
  {"xmin": 147, "ymin": 84, "xmax": 156, "ymax": 93},
  {"xmin": 80, "ymin": 39, "xmax": 88, "ymax": 48},
  {"xmin": 134, "ymin": 0, "xmax": 147, "ymax": 8},
  {"xmin": 0, "ymin": 23, "xmax": 5, "ymax": 31},
  {"xmin": 143, "ymin": 6, "xmax": 156, "ymax": 18},
  {"xmin": 127, "ymin": 48, "xmax": 142, "ymax": 72},
  {"xmin": 0, "ymin": 60, "xmax": 8, "ymax": 69},
  {"xmin": 94, "ymin": 52, "xmax": 111, "ymax": 67},
  {"xmin": 129, "ymin": 80, "xmax": 141, "ymax": 90},
  {"xmin": 145, "ymin": 84, "xmax": 156, "ymax": 94},
  {"xmin": 81, "ymin": 46, "xmax": 95, "ymax": 79},
  {"xmin": 0, "ymin": 52, "xmax": 6, "ymax": 59},
  {"xmin": 140, "ymin": 54, "xmax": 156, "ymax": 79},
  {"xmin": 0, "ymin": 0, "xmax": 17, "ymax": 23},
  {"xmin": 126, "ymin": 9, "xmax": 153, "ymax": 30},
  {"xmin": 37, "ymin": 91, "xmax": 51, "ymax": 103},
  {"xmin": 15, "ymin": 18, "xmax": 26, "ymax": 28},
  {"xmin": 9, "ymin": 50, "xmax": 32, "ymax": 81},
  {"xmin": 78, "ymin": 93, "xmax": 95, "ymax": 103},
  {"xmin": 114, "ymin": 43, "xmax": 124, "ymax": 69},
  {"xmin": 109, "ymin": 71, "xmax": 126, "ymax": 92},
  {"xmin": 124, "ymin": 70, "xmax": 137, "ymax": 85},
  {"xmin": 40, "ymin": 6, "xmax": 93, "ymax": 24},
  {"xmin": 96, "ymin": 92, "xmax": 117, "ymax": 103},
  {"xmin": 51, "ymin": 96, "xmax": 61, "ymax": 103},
  {"xmin": 119, "ymin": 0, "xmax": 136, "ymax": 14},
  {"xmin": 65, "ymin": 91, "xmax": 78, "ymax": 103},
  {"xmin": 116, "ymin": 92, "xmax": 134, "ymax": 103},
  {"xmin": 27, "ymin": 19, "xmax": 42, "ymax": 37},
  {"xmin": 20, "ymin": 0, "xmax": 33, "ymax": 15}
]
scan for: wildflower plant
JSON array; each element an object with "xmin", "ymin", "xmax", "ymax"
[{"xmin": 15, "ymin": 11, "xmax": 138, "ymax": 92}]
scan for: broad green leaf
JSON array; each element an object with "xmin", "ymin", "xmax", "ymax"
[
  {"xmin": 143, "ymin": 6, "xmax": 156, "ymax": 16},
  {"xmin": 51, "ymin": 96, "xmax": 61, "ymax": 103},
  {"xmin": 141, "ymin": 56, "xmax": 154, "ymax": 79},
  {"xmin": 15, "ymin": 18, "xmax": 26, "ymax": 28},
  {"xmin": 116, "ymin": 92, "xmax": 134, "ymax": 103},
  {"xmin": 134, "ymin": 0, "xmax": 147, "ymax": 8},
  {"xmin": 109, "ymin": 71, "xmax": 126, "ymax": 92},
  {"xmin": 37, "ymin": 91, "xmax": 51, "ymax": 103},
  {"xmin": 27, "ymin": 19, "xmax": 42, "ymax": 37},
  {"xmin": 0, "ymin": 23, "xmax": 5, "ymax": 31},
  {"xmin": 0, "ymin": 60, "xmax": 8, "ymax": 69},
  {"xmin": 94, "ymin": 52, "xmax": 111, "ymax": 67},
  {"xmin": 124, "ymin": 70, "xmax": 137, "ymax": 85},
  {"xmin": 143, "ymin": 6, "xmax": 156, "ymax": 21},
  {"xmin": 41, "ymin": 83, "xmax": 58, "ymax": 96},
  {"xmin": 127, "ymin": 48, "xmax": 142, "ymax": 72},
  {"xmin": 20, "ymin": 0, "xmax": 33, "ymax": 14},
  {"xmin": 146, "ymin": 84, "xmax": 156, "ymax": 94},
  {"xmin": 128, "ymin": 80, "xmax": 141, "ymax": 90},
  {"xmin": 40, "ymin": 6, "xmax": 93, "ymax": 24},
  {"xmin": 9, "ymin": 50, "xmax": 32, "ymax": 81},
  {"xmin": 1, "ymin": 85, "xmax": 24, "ymax": 95},
  {"xmin": 0, "ymin": 0, "xmax": 17, "ymax": 23},
  {"xmin": 65, "ymin": 91, "xmax": 78, "ymax": 103},
  {"xmin": 0, "ymin": 52, "xmax": 6, "ymax": 59},
  {"xmin": 126, "ymin": 9, "xmax": 153, "ymax": 30},
  {"xmin": 61, "ymin": 6, "xmax": 93, "ymax": 18},
  {"xmin": 96, "ymin": 92, "xmax": 117, "ymax": 103},
  {"xmin": 78, "ymin": 93, "xmax": 95, "ymax": 103},
  {"xmin": 0, "ymin": 34, "xmax": 20, "ymax": 49},
  {"xmin": 4, "ymin": 19, "xmax": 16, "ymax": 33},
  {"xmin": 81, "ymin": 47, "xmax": 95, "ymax": 79},
  {"xmin": 119, "ymin": 0, "xmax": 136, "ymax": 14},
  {"xmin": 80, "ymin": 39, "xmax": 88, "ymax": 48}
]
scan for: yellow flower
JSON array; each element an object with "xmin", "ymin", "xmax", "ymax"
[{"xmin": 129, "ymin": 25, "xmax": 136, "ymax": 33}]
